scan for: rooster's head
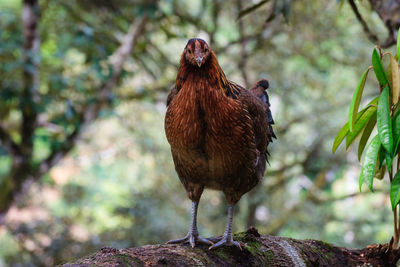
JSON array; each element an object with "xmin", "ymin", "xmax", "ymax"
[{"xmin": 184, "ymin": 38, "xmax": 211, "ymax": 68}]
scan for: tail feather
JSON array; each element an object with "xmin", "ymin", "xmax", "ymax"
[{"xmin": 251, "ymin": 79, "xmax": 276, "ymax": 140}]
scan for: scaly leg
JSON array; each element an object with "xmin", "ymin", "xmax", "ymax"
[
  {"xmin": 167, "ymin": 201, "xmax": 213, "ymax": 248},
  {"xmin": 209, "ymin": 204, "xmax": 243, "ymax": 250}
]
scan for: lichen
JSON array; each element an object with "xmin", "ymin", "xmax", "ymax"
[
  {"xmin": 234, "ymin": 232, "xmax": 247, "ymax": 241},
  {"xmin": 189, "ymin": 248, "xmax": 211, "ymax": 265},
  {"xmin": 262, "ymin": 249, "xmax": 275, "ymax": 265},
  {"xmin": 214, "ymin": 248, "xmax": 231, "ymax": 261},
  {"xmin": 245, "ymin": 240, "xmax": 261, "ymax": 256}
]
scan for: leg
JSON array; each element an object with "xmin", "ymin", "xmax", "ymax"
[
  {"xmin": 209, "ymin": 204, "xmax": 243, "ymax": 250},
  {"xmin": 167, "ymin": 201, "xmax": 213, "ymax": 248}
]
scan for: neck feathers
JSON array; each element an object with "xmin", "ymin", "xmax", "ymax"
[{"xmin": 176, "ymin": 51, "xmax": 233, "ymax": 97}]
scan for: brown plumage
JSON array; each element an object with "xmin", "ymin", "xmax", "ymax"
[{"xmin": 165, "ymin": 38, "xmax": 275, "ymax": 249}]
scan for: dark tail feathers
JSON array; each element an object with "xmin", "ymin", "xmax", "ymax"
[{"xmin": 253, "ymin": 79, "xmax": 276, "ymax": 140}]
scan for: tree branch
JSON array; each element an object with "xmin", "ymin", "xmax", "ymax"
[
  {"xmin": 20, "ymin": 0, "xmax": 40, "ymax": 159},
  {"xmin": 347, "ymin": 0, "xmax": 379, "ymax": 44},
  {"xmin": 62, "ymin": 227, "xmax": 400, "ymax": 266}
]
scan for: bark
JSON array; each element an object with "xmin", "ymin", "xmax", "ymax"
[
  {"xmin": 61, "ymin": 227, "xmax": 400, "ymax": 267},
  {"xmin": 0, "ymin": 0, "xmax": 41, "ymax": 222}
]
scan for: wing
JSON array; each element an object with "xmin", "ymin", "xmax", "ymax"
[
  {"xmin": 238, "ymin": 79, "xmax": 275, "ymax": 157},
  {"xmin": 249, "ymin": 79, "xmax": 276, "ymax": 142},
  {"xmin": 166, "ymin": 85, "xmax": 179, "ymax": 107}
]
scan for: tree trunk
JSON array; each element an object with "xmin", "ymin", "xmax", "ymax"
[{"xmin": 61, "ymin": 227, "xmax": 400, "ymax": 267}]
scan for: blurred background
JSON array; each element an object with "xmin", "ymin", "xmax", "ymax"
[{"xmin": 0, "ymin": 0, "xmax": 399, "ymax": 265}]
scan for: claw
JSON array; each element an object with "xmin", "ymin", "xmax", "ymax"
[
  {"xmin": 167, "ymin": 233, "xmax": 213, "ymax": 248},
  {"xmin": 167, "ymin": 201, "xmax": 213, "ymax": 248},
  {"xmin": 209, "ymin": 236, "xmax": 243, "ymax": 250},
  {"xmin": 190, "ymin": 235, "xmax": 195, "ymax": 248},
  {"xmin": 208, "ymin": 236, "xmax": 246, "ymax": 250},
  {"xmin": 167, "ymin": 234, "xmax": 191, "ymax": 244}
]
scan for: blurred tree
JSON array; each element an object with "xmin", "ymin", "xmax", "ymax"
[
  {"xmin": 238, "ymin": 0, "xmax": 400, "ymax": 48},
  {"xmin": 0, "ymin": 0, "xmax": 152, "ymax": 216},
  {"xmin": 348, "ymin": 0, "xmax": 400, "ymax": 48}
]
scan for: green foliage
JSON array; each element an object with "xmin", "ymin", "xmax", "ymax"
[
  {"xmin": 348, "ymin": 68, "xmax": 371, "ymax": 132},
  {"xmin": 377, "ymin": 86, "xmax": 393, "ymax": 160},
  {"xmin": 398, "ymin": 31, "xmax": 400, "ymax": 63},
  {"xmin": 393, "ymin": 110, "xmax": 400, "ymax": 154},
  {"xmin": 359, "ymin": 135, "xmax": 380, "ymax": 191},
  {"xmin": 390, "ymin": 171, "xmax": 400, "ymax": 210},
  {"xmin": 358, "ymin": 114, "xmax": 377, "ymax": 161},
  {"xmin": 372, "ymin": 49, "xmax": 389, "ymax": 87},
  {"xmin": 333, "ymin": 26, "xmax": 400, "ymax": 248},
  {"xmin": 346, "ymin": 105, "xmax": 377, "ymax": 149},
  {"xmin": 332, "ymin": 97, "xmax": 378, "ymax": 153}
]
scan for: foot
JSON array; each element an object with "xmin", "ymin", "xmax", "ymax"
[
  {"xmin": 167, "ymin": 232, "xmax": 213, "ymax": 248},
  {"xmin": 208, "ymin": 235, "xmax": 243, "ymax": 250}
]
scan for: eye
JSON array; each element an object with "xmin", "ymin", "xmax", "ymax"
[
  {"xmin": 204, "ymin": 48, "xmax": 209, "ymax": 52},
  {"xmin": 188, "ymin": 49, "xmax": 192, "ymax": 54}
]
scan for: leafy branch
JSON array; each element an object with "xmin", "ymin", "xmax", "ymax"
[{"xmin": 333, "ymin": 28, "xmax": 400, "ymax": 249}]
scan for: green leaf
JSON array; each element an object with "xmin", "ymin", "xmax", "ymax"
[
  {"xmin": 333, "ymin": 108, "xmax": 367, "ymax": 153},
  {"xmin": 349, "ymin": 68, "xmax": 371, "ymax": 132},
  {"xmin": 346, "ymin": 106, "xmax": 377, "ymax": 149},
  {"xmin": 390, "ymin": 170, "xmax": 400, "ymax": 210},
  {"xmin": 377, "ymin": 86, "xmax": 393, "ymax": 154},
  {"xmin": 372, "ymin": 49, "xmax": 389, "ymax": 87},
  {"xmin": 394, "ymin": 111, "xmax": 400, "ymax": 155},
  {"xmin": 333, "ymin": 97, "xmax": 379, "ymax": 153},
  {"xmin": 378, "ymin": 144, "xmax": 386, "ymax": 169},
  {"xmin": 397, "ymin": 26, "xmax": 400, "ymax": 64},
  {"xmin": 386, "ymin": 152, "xmax": 393, "ymax": 170},
  {"xmin": 358, "ymin": 114, "xmax": 377, "ymax": 161},
  {"xmin": 359, "ymin": 135, "xmax": 380, "ymax": 192}
]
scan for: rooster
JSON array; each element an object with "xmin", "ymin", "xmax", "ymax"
[{"xmin": 165, "ymin": 38, "xmax": 275, "ymax": 250}]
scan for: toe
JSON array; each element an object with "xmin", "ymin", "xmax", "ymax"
[
  {"xmin": 166, "ymin": 235, "xmax": 189, "ymax": 244},
  {"xmin": 208, "ymin": 238, "xmax": 243, "ymax": 250},
  {"xmin": 197, "ymin": 236, "xmax": 214, "ymax": 245},
  {"xmin": 209, "ymin": 239, "xmax": 225, "ymax": 250},
  {"xmin": 233, "ymin": 241, "xmax": 243, "ymax": 250},
  {"xmin": 189, "ymin": 235, "xmax": 195, "ymax": 248}
]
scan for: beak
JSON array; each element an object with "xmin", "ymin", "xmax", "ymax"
[{"xmin": 196, "ymin": 57, "xmax": 203, "ymax": 67}]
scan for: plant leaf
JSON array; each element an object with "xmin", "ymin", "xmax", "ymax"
[
  {"xmin": 393, "ymin": 109, "xmax": 400, "ymax": 155},
  {"xmin": 372, "ymin": 49, "xmax": 389, "ymax": 87},
  {"xmin": 390, "ymin": 54, "xmax": 400, "ymax": 105},
  {"xmin": 349, "ymin": 68, "xmax": 371, "ymax": 132},
  {"xmin": 333, "ymin": 108, "xmax": 368, "ymax": 153},
  {"xmin": 359, "ymin": 135, "xmax": 380, "ymax": 192},
  {"xmin": 390, "ymin": 170, "xmax": 400, "ymax": 210},
  {"xmin": 333, "ymin": 97, "xmax": 379, "ymax": 153},
  {"xmin": 397, "ymin": 26, "xmax": 400, "ymax": 64},
  {"xmin": 358, "ymin": 114, "xmax": 377, "ymax": 161},
  {"xmin": 346, "ymin": 106, "xmax": 377, "ymax": 149},
  {"xmin": 377, "ymin": 86, "xmax": 393, "ymax": 154},
  {"xmin": 386, "ymin": 152, "xmax": 393, "ymax": 170},
  {"xmin": 378, "ymin": 144, "xmax": 385, "ymax": 168}
]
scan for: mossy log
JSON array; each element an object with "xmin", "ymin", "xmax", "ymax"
[{"xmin": 62, "ymin": 227, "xmax": 400, "ymax": 266}]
